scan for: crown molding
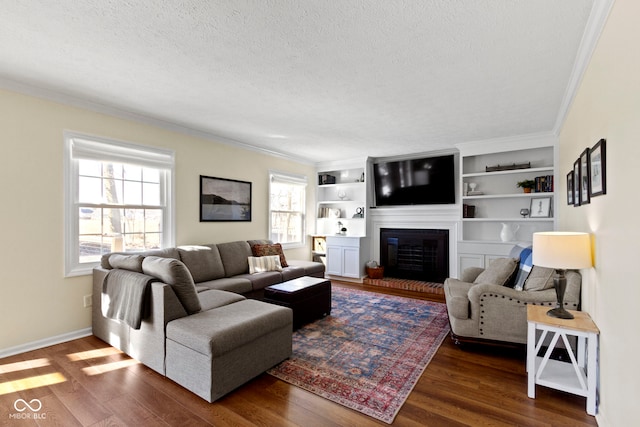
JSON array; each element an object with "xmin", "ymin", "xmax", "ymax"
[
  {"xmin": 454, "ymin": 131, "xmax": 557, "ymax": 156},
  {"xmin": 553, "ymin": 0, "xmax": 616, "ymax": 134},
  {"xmin": 0, "ymin": 77, "xmax": 314, "ymax": 165}
]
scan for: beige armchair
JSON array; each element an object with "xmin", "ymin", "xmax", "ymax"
[{"xmin": 444, "ymin": 262, "xmax": 581, "ymax": 345}]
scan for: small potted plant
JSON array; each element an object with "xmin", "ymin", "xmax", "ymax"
[{"xmin": 516, "ymin": 179, "xmax": 536, "ymax": 193}]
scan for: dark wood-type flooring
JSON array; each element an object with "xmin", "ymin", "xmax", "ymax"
[{"xmin": 0, "ymin": 281, "xmax": 598, "ymax": 426}]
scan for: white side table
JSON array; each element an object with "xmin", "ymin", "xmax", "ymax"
[{"xmin": 527, "ymin": 305, "xmax": 600, "ymax": 415}]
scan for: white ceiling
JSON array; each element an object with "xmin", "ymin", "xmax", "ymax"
[{"xmin": 1, "ymin": 1, "xmax": 603, "ymax": 164}]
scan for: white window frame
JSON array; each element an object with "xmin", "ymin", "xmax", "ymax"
[
  {"xmin": 64, "ymin": 131, "xmax": 175, "ymax": 276},
  {"xmin": 269, "ymin": 171, "xmax": 307, "ymax": 249}
]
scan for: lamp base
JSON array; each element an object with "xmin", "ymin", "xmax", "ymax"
[{"xmin": 546, "ymin": 307, "xmax": 574, "ymax": 319}]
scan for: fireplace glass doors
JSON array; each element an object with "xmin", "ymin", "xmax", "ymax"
[{"xmin": 380, "ymin": 228, "xmax": 449, "ymax": 283}]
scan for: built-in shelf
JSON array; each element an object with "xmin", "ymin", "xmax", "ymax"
[
  {"xmin": 456, "ymin": 138, "xmax": 557, "ymax": 275},
  {"xmin": 463, "ymin": 192, "xmax": 552, "ymax": 200},
  {"xmin": 462, "ymin": 217, "xmax": 554, "ymax": 222},
  {"xmin": 462, "ymin": 166, "xmax": 554, "ymax": 178}
]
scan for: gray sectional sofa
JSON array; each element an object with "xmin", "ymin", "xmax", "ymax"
[{"xmin": 92, "ymin": 239, "xmax": 325, "ymax": 402}]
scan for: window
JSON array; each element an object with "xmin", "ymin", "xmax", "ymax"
[
  {"xmin": 269, "ymin": 171, "xmax": 307, "ymax": 248},
  {"xmin": 64, "ymin": 132, "xmax": 174, "ymax": 276}
]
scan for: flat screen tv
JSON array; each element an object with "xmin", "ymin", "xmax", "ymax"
[{"xmin": 373, "ymin": 154, "xmax": 456, "ymax": 206}]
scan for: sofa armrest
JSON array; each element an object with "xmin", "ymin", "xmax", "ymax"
[
  {"xmin": 93, "ymin": 266, "xmax": 189, "ymax": 374},
  {"xmin": 468, "ymin": 283, "xmax": 557, "ymax": 304}
]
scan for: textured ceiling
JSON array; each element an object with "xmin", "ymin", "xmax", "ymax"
[{"xmin": 1, "ymin": 1, "xmax": 598, "ymax": 163}]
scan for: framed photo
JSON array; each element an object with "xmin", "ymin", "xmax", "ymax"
[
  {"xmin": 589, "ymin": 138, "xmax": 607, "ymax": 197},
  {"xmin": 579, "ymin": 148, "xmax": 590, "ymax": 205},
  {"xmin": 566, "ymin": 171, "xmax": 574, "ymax": 205},
  {"xmin": 200, "ymin": 175, "xmax": 251, "ymax": 222},
  {"xmin": 530, "ymin": 196, "xmax": 552, "ymax": 218},
  {"xmin": 573, "ymin": 159, "xmax": 581, "ymax": 206}
]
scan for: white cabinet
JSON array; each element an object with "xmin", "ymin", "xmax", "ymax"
[
  {"xmin": 457, "ymin": 241, "xmax": 515, "ymax": 276},
  {"xmin": 325, "ymin": 236, "xmax": 369, "ymax": 282}
]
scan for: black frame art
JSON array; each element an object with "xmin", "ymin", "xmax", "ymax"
[
  {"xmin": 589, "ymin": 139, "xmax": 607, "ymax": 197},
  {"xmin": 200, "ymin": 175, "xmax": 252, "ymax": 222},
  {"xmin": 566, "ymin": 171, "xmax": 574, "ymax": 205},
  {"xmin": 579, "ymin": 148, "xmax": 590, "ymax": 205},
  {"xmin": 573, "ymin": 158, "xmax": 581, "ymax": 206}
]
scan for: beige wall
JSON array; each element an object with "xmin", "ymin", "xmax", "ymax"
[
  {"xmin": 0, "ymin": 89, "xmax": 316, "ymax": 351},
  {"xmin": 558, "ymin": 0, "xmax": 639, "ymax": 424}
]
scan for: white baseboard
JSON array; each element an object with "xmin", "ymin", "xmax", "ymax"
[{"xmin": 0, "ymin": 328, "xmax": 93, "ymax": 359}]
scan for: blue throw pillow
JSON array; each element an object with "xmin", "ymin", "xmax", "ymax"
[{"xmin": 509, "ymin": 245, "xmax": 533, "ymax": 290}]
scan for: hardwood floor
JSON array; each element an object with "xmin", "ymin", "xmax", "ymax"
[{"xmin": 0, "ymin": 283, "xmax": 597, "ymax": 426}]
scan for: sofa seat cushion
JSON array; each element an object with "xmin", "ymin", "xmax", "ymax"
[
  {"xmin": 178, "ymin": 245, "xmax": 226, "ymax": 282},
  {"xmin": 235, "ymin": 271, "xmax": 283, "ymax": 291},
  {"xmin": 281, "ymin": 265, "xmax": 306, "ymax": 281},
  {"xmin": 166, "ymin": 299, "xmax": 292, "ymax": 357},
  {"xmin": 286, "ymin": 260, "xmax": 325, "ymax": 277},
  {"xmin": 473, "ymin": 258, "xmax": 518, "ymax": 286},
  {"xmin": 196, "ymin": 277, "xmax": 253, "ymax": 294},
  {"xmin": 197, "ymin": 289, "xmax": 246, "ymax": 312},
  {"xmin": 142, "ymin": 256, "xmax": 201, "ymax": 314},
  {"xmin": 444, "ymin": 278, "xmax": 474, "ymax": 319}
]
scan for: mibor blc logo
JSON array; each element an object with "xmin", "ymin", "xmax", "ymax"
[{"xmin": 9, "ymin": 398, "xmax": 46, "ymax": 420}]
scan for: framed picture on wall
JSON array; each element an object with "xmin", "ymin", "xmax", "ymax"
[
  {"xmin": 200, "ymin": 175, "xmax": 252, "ymax": 222},
  {"xmin": 579, "ymin": 148, "xmax": 590, "ymax": 205},
  {"xmin": 589, "ymin": 138, "xmax": 607, "ymax": 197},
  {"xmin": 566, "ymin": 171, "xmax": 574, "ymax": 205},
  {"xmin": 573, "ymin": 158, "xmax": 581, "ymax": 206}
]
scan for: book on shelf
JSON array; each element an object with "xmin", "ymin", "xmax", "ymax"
[{"xmin": 534, "ymin": 175, "xmax": 554, "ymax": 192}]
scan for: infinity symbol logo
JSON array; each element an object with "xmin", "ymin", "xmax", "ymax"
[{"xmin": 13, "ymin": 398, "xmax": 42, "ymax": 412}]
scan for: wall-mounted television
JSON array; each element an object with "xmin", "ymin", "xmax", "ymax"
[{"xmin": 372, "ymin": 154, "xmax": 456, "ymax": 206}]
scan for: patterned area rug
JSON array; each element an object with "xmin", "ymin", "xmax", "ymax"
[
  {"xmin": 363, "ymin": 276, "xmax": 445, "ymax": 296},
  {"xmin": 267, "ymin": 287, "xmax": 450, "ymax": 424}
]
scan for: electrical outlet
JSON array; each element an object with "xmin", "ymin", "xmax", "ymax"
[{"xmin": 83, "ymin": 294, "xmax": 92, "ymax": 308}]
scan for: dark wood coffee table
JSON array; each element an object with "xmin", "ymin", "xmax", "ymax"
[{"xmin": 264, "ymin": 276, "xmax": 331, "ymax": 329}]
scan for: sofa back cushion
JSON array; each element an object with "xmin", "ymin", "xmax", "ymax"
[
  {"xmin": 178, "ymin": 245, "xmax": 226, "ymax": 282},
  {"xmin": 523, "ymin": 266, "xmax": 556, "ymax": 291},
  {"xmin": 142, "ymin": 256, "xmax": 201, "ymax": 314},
  {"xmin": 101, "ymin": 247, "xmax": 180, "ymax": 269},
  {"xmin": 473, "ymin": 257, "xmax": 518, "ymax": 286},
  {"xmin": 108, "ymin": 254, "xmax": 144, "ymax": 273},
  {"xmin": 217, "ymin": 241, "xmax": 253, "ymax": 277}
]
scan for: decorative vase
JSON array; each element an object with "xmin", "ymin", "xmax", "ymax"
[{"xmin": 500, "ymin": 223, "xmax": 520, "ymax": 242}]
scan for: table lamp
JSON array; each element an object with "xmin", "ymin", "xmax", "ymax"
[{"xmin": 532, "ymin": 232, "xmax": 592, "ymax": 319}]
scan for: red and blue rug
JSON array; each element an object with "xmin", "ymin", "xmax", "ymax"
[{"xmin": 267, "ymin": 286, "xmax": 450, "ymax": 424}]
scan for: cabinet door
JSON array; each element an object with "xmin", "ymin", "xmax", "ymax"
[
  {"xmin": 342, "ymin": 247, "xmax": 361, "ymax": 278},
  {"xmin": 326, "ymin": 246, "xmax": 344, "ymax": 275},
  {"xmin": 458, "ymin": 254, "xmax": 484, "ymax": 277}
]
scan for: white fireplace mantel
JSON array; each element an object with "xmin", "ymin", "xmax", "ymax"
[{"xmin": 368, "ymin": 205, "xmax": 461, "ymax": 278}]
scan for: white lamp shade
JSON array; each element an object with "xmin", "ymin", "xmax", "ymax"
[{"xmin": 532, "ymin": 232, "xmax": 592, "ymax": 269}]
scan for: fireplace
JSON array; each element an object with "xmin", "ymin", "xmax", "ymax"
[{"xmin": 380, "ymin": 228, "xmax": 449, "ymax": 283}]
